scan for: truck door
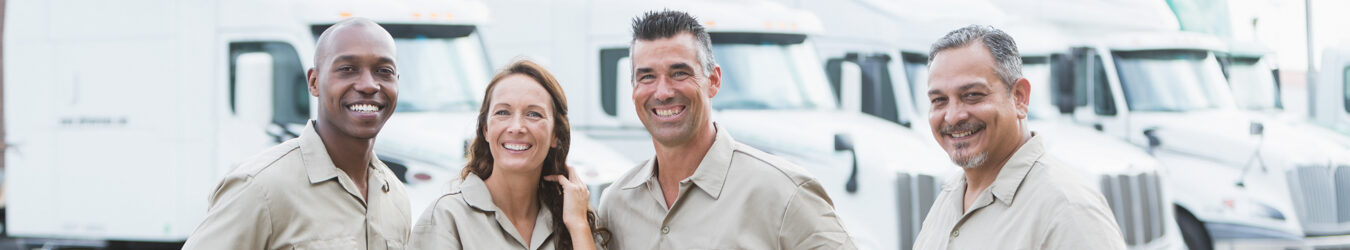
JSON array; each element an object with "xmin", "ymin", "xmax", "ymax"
[
  {"xmin": 219, "ymin": 41, "xmax": 308, "ymax": 174},
  {"xmin": 1070, "ymin": 47, "xmax": 1129, "ymax": 139}
]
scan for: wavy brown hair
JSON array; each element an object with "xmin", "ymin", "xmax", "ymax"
[{"xmin": 461, "ymin": 59, "xmax": 607, "ymax": 249}]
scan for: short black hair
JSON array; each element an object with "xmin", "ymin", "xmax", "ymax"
[{"xmin": 630, "ymin": 10, "xmax": 716, "ymax": 74}]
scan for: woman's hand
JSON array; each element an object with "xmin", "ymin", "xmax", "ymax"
[{"xmin": 543, "ymin": 165, "xmax": 592, "ymax": 231}]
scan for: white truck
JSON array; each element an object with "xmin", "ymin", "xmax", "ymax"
[
  {"xmin": 2, "ymin": 0, "xmax": 631, "ymax": 247},
  {"xmin": 481, "ymin": 0, "xmax": 960, "ymax": 248},
  {"xmin": 802, "ymin": 1, "xmax": 1188, "ymax": 247},
  {"xmin": 1051, "ymin": 30, "xmax": 1350, "ymax": 248}
]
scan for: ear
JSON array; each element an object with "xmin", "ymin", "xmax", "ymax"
[
  {"xmin": 1012, "ymin": 77, "xmax": 1031, "ymax": 119},
  {"xmin": 552, "ymin": 138, "xmax": 560, "ymax": 148},
  {"xmin": 306, "ymin": 67, "xmax": 320, "ymax": 97},
  {"xmin": 705, "ymin": 65, "xmax": 722, "ymax": 98}
]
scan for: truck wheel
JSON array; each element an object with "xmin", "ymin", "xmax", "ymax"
[{"xmin": 1176, "ymin": 207, "xmax": 1213, "ymax": 250}]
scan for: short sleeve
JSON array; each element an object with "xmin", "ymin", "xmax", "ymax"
[
  {"xmin": 409, "ymin": 198, "xmax": 462, "ymax": 250},
  {"xmin": 778, "ymin": 179, "xmax": 857, "ymax": 250},
  {"xmin": 182, "ymin": 174, "xmax": 271, "ymax": 250},
  {"xmin": 1042, "ymin": 201, "xmax": 1127, "ymax": 250}
]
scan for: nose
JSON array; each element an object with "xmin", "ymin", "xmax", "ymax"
[
  {"xmin": 941, "ymin": 102, "xmax": 970, "ymax": 126},
  {"xmin": 353, "ymin": 70, "xmax": 381, "ymax": 95},
  {"xmin": 651, "ymin": 76, "xmax": 677, "ymax": 103},
  {"xmin": 506, "ymin": 115, "xmax": 527, "ymax": 135}
]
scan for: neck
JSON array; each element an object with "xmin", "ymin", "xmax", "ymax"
[
  {"xmin": 653, "ymin": 123, "xmax": 717, "ymax": 184},
  {"xmin": 314, "ymin": 121, "xmax": 374, "ymax": 181},
  {"xmin": 484, "ymin": 168, "xmax": 542, "ymax": 220},
  {"xmin": 963, "ymin": 130, "xmax": 1032, "ymax": 196}
]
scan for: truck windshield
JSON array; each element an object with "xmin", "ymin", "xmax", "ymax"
[
  {"xmin": 1226, "ymin": 57, "xmax": 1281, "ymax": 111},
  {"xmin": 393, "ymin": 33, "xmax": 491, "ymax": 113},
  {"xmin": 709, "ymin": 36, "xmax": 836, "ymax": 111},
  {"xmin": 1113, "ymin": 50, "xmax": 1232, "ymax": 112}
]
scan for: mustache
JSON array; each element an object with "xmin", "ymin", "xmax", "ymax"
[
  {"xmin": 938, "ymin": 120, "xmax": 985, "ymax": 135},
  {"xmin": 645, "ymin": 95, "xmax": 688, "ymax": 108}
]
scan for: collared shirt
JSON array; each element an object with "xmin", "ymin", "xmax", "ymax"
[
  {"xmin": 409, "ymin": 173, "xmax": 563, "ymax": 250},
  {"xmin": 183, "ymin": 121, "xmax": 411, "ymax": 250},
  {"xmin": 912, "ymin": 134, "xmax": 1126, "ymax": 250},
  {"xmin": 597, "ymin": 124, "xmax": 856, "ymax": 249}
]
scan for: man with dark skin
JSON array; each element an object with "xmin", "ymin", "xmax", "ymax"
[{"xmin": 184, "ymin": 17, "xmax": 411, "ymax": 249}]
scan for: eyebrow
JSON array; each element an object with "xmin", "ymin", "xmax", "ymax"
[
  {"xmin": 333, "ymin": 55, "xmax": 396, "ymax": 66},
  {"xmin": 635, "ymin": 62, "xmax": 696, "ymax": 75},
  {"xmin": 928, "ymin": 82, "xmax": 989, "ymax": 96}
]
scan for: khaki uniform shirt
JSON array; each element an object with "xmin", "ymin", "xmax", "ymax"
[
  {"xmin": 912, "ymin": 134, "xmax": 1126, "ymax": 250},
  {"xmin": 184, "ymin": 121, "xmax": 412, "ymax": 250},
  {"xmin": 408, "ymin": 173, "xmax": 563, "ymax": 250},
  {"xmin": 597, "ymin": 124, "xmax": 856, "ymax": 249}
]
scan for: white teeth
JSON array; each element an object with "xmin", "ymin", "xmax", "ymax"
[
  {"xmin": 348, "ymin": 104, "xmax": 379, "ymax": 113},
  {"xmin": 654, "ymin": 107, "xmax": 682, "ymax": 117},
  {"xmin": 503, "ymin": 143, "xmax": 531, "ymax": 151},
  {"xmin": 951, "ymin": 130, "xmax": 974, "ymax": 138}
]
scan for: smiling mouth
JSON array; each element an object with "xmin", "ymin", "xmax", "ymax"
[
  {"xmin": 653, "ymin": 106, "xmax": 685, "ymax": 117},
  {"xmin": 503, "ymin": 143, "xmax": 532, "ymax": 151},
  {"xmin": 348, "ymin": 103, "xmax": 382, "ymax": 113},
  {"xmin": 948, "ymin": 127, "xmax": 983, "ymax": 139}
]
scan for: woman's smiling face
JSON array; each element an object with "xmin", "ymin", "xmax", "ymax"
[{"xmin": 485, "ymin": 74, "xmax": 556, "ymax": 174}]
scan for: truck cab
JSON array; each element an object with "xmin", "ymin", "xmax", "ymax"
[{"xmin": 1052, "ymin": 31, "xmax": 1350, "ymax": 247}]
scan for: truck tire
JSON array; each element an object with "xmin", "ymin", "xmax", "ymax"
[{"xmin": 1176, "ymin": 207, "xmax": 1213, "ymax": 250}]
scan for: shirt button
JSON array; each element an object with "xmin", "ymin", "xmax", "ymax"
[
  {"xmin": 952, "ymin": 230, "xmax": 959, "ymax": 238},
  {"xmin": 661, "ymin": 226, "xmax": 670, "ymax": 234}
]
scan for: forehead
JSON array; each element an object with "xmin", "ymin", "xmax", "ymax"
[
  {"xmin": 490, "ymin": 74, "xmax": 552, "ymax": 107},
  {"xmin": 321, "ymin": 26, "xmax": 396, "ymax": 63},
  {"xmin": 631, "ymin": 33, "xmax": 701, "ymax": 67},
  {"xmin": 927, "ymin": 43, "xmax": 999, "ymax": 90}
]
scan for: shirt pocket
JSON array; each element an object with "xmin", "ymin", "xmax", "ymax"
[{"xmin": 291, "ymin": 236, "xmax": 359, "ymax": 250}]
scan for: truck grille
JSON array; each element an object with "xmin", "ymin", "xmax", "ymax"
[
  {"xmin": 897, "ymin": 173, "xmax": 942, "ymax": 250},
  {"xmin": 1100, "ymin": 172, "xmax": 1167, "ymax": 246},
  {"xmin": 1286, "ymin": 165, "xmax": 1350, "ymax": 236}
]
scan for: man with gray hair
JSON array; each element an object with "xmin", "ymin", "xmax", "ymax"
[{"xmin": 913, "ymin": 25, "xmax": 1125, "ymax": 249}]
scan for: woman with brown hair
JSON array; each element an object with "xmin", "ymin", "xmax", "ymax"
[{"xmin": 409, "ymin": 59, "xmax": 604, "ymax": 250}]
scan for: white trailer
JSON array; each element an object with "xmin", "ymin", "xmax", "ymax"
[{"xmin": 3, "ymin": 0, "xmax": 316, "ymax": 245}]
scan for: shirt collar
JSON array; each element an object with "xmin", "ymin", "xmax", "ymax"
[
  {"xmin": 299, "ymin": 120, "xmax": 386, "ymax": 184},
  {"xmin": 619, "ymin": 123, "xmax": 735, "ymax": 200},
  {"xmin": 459, "ymin": 173, "xmax": 499, "ymax": 212},
  {"xmin": 459, "ymin": 173, "xmax": 556, "ymax": 250},
  {"xmin": 987, "ymin": 132, "xmax": 1046, "ymax": 205}
]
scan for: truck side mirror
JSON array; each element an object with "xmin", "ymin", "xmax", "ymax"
[
  {"xmin": 1051, "ymin": 53, "xmax": 1076, "ymax": 114},
  {"xmin": 826, "ymin": 54, "xmax": 863, "ymax": 113},
  {"xmin": 235, "ymin": 53, "xmax": 278, "ymax": 141}
]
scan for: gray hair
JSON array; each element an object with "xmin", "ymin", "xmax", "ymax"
[
  {"xmin": 630, "ymin": 10, "xmax": 717, "ymax": 75},
  {"xmin": 928, "ymin": 25, "xmax": 1022, "ymax": 90}
]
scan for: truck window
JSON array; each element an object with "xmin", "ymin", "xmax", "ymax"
[
  {"xmin": 600, "ymin": 48, "xmax": 630, "ymax": 117},
  {"xmin": 229, "ymin": 42, "xmax": 309, "ymax": 126},
  {"xmin": 1093, "ymin": 54, "xmax": 1116, "ymax": 116}
]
